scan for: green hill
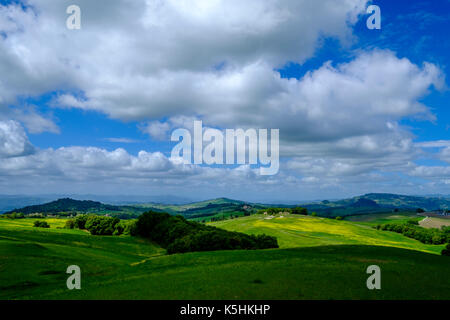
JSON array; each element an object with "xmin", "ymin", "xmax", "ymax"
[
  {"xmin": 1, "ymin": 217, "xmax": 449, "ymax": 299},
  {"xmin": 4, "ymin": 198, "xmax": 150, "ymax": 218},
  {"xmin": 211, "ymin": 214, "xmax": 444, "ymax": 254},
  {"xmin": 5, "ymin": 198, "xmax": 120, "ymax": 214}
]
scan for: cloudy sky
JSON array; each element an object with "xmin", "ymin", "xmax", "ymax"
[{"xmin": 0, "ymin": 0, "xmax": 449, "ymax": 202}]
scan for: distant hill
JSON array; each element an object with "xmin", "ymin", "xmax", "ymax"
[
  {"xmin": 0, "ymin": 195, "xmax": 56, "ymax": 213},
  {"xmin": 136, "ymin": 197, "xmax": 260, "ymax": 220},
  {"xmin": 5, "ymin": 198, "xmax": 118, "ymax": 214},
  {"xmin": 303, "ymin": 193, "xmax": 450, "ymax": 218},
  {"xmin": 4, "ymin": 198, "xmax": 150, "ymax": 218},
  {"xmin": 3, "ymin": 197, "xmax": 257, "ymax": 220},
  {"xmin": 4, "ymin": 193, "xmax": 450, "ymax": 220}
]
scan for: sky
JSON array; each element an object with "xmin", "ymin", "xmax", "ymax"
[{"xmin": 0, "ymin": 0, "xmax": 449, "ymax": 202}]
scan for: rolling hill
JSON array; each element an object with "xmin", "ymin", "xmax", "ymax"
[
  {"xmin": 3, "ymin": 198, "xmax": 150, "ymax": 218},
  {"xmin": 4, "ymin": 197, "xmax": 260, "ymax": 220},
  {"xmin": 4, "ymin": 193, "xmax": 450, "ymax": 221},
  {"xmin": 1, "ymin": 215, "xmax": 449, "ymax": 299},
  {"xmin": 210, "ymin": 214, "xmax": 444, "ymax": 254}
]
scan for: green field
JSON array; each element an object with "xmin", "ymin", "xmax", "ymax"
[
  {"xmin": 1, "ymin": 216, "xmax": 449, "ymax": 299},
  {"xmin": 211, "ymin": 214, "xmax": 444, "ymax": 254}
]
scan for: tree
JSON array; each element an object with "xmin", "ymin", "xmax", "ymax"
[
  {"xmin": 291, "ymin": 207, "xmax": 308, "ymax": 215},
  {"xmin": 416, "ymin": 208, "xmax": 425, "ymax": 213},
  {"xmin": 74, "ymin": 214, "xmax": 89, "ymax": 229},
  {"xmin": 85, "ymin": 216, "xmax": 120, "ymax": 235},
  {"xmin": 65, "ymin": 219, "xmax": 75, "ymax": 229},
  {"xmin": 33, "ymin": 220, "xmax": 50, "ymax": 228}
]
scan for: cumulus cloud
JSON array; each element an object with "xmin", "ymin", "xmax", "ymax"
[
  {"xmin": 11, "ymin": 106, "xmax": 59, "ymax": 134},
  {"xmin": 0, "ymin": 120, "xmax": 35, "ymax": 158},
  {"xmin": 0, "ymin": 0, "xmax": 448, "ymax": 198},
  {"xmin": 103, "ymin": 138, "xmax": 141, "ymax": 144},
  {"xmin": 0, "ymin": 0, "xmax": 368, "ymax": 109}
]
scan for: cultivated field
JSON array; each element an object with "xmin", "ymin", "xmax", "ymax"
[
  {"xmin": 419, "ymin": 217, "xmax": 450, "ymax": 229},
  {"xmin": 211, "ymin": 214, "xmax": 444, "ymax": 254}
]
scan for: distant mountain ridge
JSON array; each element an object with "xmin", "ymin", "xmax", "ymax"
[
  {"xmin": 4, "ymin": 198, "xmax": 121, "ymax": 215},
  {"xmin": 3, "ymin": 193, "xmax": 450, "ymax": 219},
  {"xmin": 302, "ymin": 193, "xmax": 450, "ymax": 217},
  {"xmin": 3, "ymin": 198, "xmax": 151, "ymax": 218}
]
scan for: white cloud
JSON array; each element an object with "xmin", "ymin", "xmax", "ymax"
[
  {"xmin": 11, "ymin": 106, "xmax": 60, "ymax": 134},
  {"xmin": 410, "ymin": 166, "xmax": 450, "ymax": 178},
  {"xmin": 141, "ymin": 121, "xmax": 171, "ymax": 141},
  {"xmin": 0, "ymin": 120, "xmax": 35, "ymax": 158},
  {"xmin": 0, "ymin": 0, "xmax": 368, "ymax": 110},
  {"xmin": 0, "ymin": 0, "xmax": 448, "ymax": 198},
  {"xmin": 103, "ymin": 138, "xmax": 141, "ymax": 143},
  {"xmin": 440, "ymin": 147, "xmax": 450, "ymax": 163}
]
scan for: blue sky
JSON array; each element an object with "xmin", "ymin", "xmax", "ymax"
[{"xmin": 0, "ymin": 0, "xmax": 449, "ymax": 201}]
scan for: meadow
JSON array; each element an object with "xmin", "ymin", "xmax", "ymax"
[
  {"xmin": 1, "ymin": 215, "xmax": 449, "ymax": 299},
  {"xmin": 211, "ymin": 214, "xmax": 445, "ymax": 254}
]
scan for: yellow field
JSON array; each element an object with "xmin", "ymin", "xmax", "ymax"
[{"xmin": 211, "ymin": 214, "xmax": 445, "ymax": 254}]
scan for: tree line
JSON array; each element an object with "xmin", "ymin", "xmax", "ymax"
[
  {"xmin": 64, "ymin": 211, "xmax": 279, "ymax": 254},
  {"xmin": 65, "ymin": 214, "xmax": 136, "ymax": 236},
  {"xmin": 376, "ymin": 221, "xmax": 450, "ymax": 246},
  {"xmin": 135, "ymin": 211, "xmax": 278, "ymax": 254}
]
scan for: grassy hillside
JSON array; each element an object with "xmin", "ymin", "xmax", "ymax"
[
  {"xmin": 1, "ymin": 218, "xmax": 450, "ymax": 300},
  {"xmin": 211, "ymin": 214, "xmax": 445, "ymax": 254}
]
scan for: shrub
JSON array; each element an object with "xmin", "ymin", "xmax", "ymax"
[
  {"xmin": 407, "ymin": 219, "xmax": 419, "ymax": 225},
  {"xmin": 33, "ymin": 220, "xmax": 50, "ymax": 228},
  {"xmin": 335, "ymin": 216, "xmax": 343, "ymax": 220},
  {"xmin": 311, "ymin": 212, "xmax": 317, "ymax": 217}
]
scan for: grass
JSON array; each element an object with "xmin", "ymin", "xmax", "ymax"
[
  {"xmin": 1, "ymin": 215, "xmax": 450, "ymax": 299},
  {"xmin": 210, "ymin": 214, "xmax": 445, "ymax": 254}
]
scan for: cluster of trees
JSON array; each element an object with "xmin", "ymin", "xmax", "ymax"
[
  {"xmin": 0, "ymin": 212, "xmax": 25, "ymax": 219},
  {"xmin": 65, "ymin": 215, "xmax": 136, "ymax": 236},
  {"xmin": 442, "ymin": 244, "xmax": 450, "ymax": 256},
  {"xmin": 135, "ymin": 211, "xmax": 278, "ymax": 254},
  {"xmin": 256, "ymin": 207, "xmax": 308, "ymax": 215},
  {"xmin": 33, "ymin": 220, "xmax": 50, "ymax": 228},
  {"xmin": 376, "ymin": 223, "xmax": 450, "ymax": 245}
]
